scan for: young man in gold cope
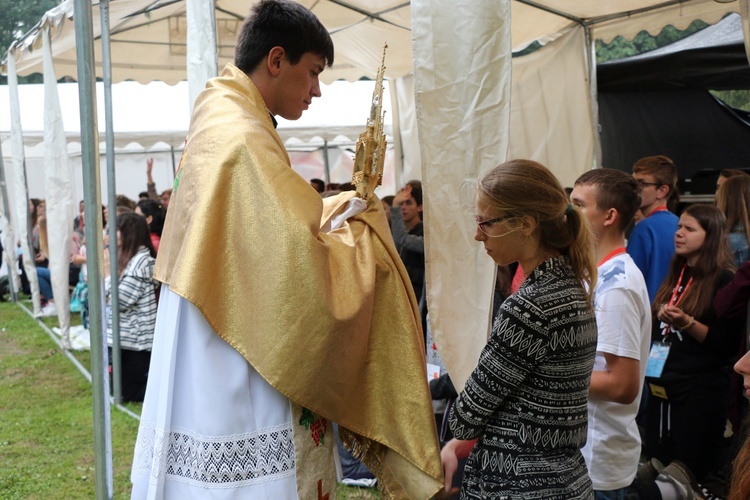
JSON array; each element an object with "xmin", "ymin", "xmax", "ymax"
[{"xmin": 129, "ymin": 1, "xmax": 441, "ymax": 498}]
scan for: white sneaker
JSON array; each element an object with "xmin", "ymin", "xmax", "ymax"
[
  {"xmin": 60, "ymin": 336, "xmax": 72, "ymax": 350},
  {"xmin": 40, "ymin": 302, "xmax": 57, "ymax": 317}
]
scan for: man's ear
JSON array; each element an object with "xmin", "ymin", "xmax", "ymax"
[
  {"xmin": 603, "ymin": 208, "xmax": 618, "ymax": 228},
  {"xmin": 267, "ymin": 46, "xmax": 286, "ymax": 76},
  {"xmin": 656, "ymin": 183, "xmax": 671, "ymax": 201}
]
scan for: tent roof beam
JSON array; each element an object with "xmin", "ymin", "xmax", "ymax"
[
  {"xmin": 585, "ymin": 0, "xmax": 707, "ymax": 27},
  {"xmin": 515, "ymin": 0, "xmax": 586, "ymax": 25},
  {"xmin": 326, "ymin": 0, "xmax": 410, "ymax": 31},
  {"xmin": 515, "ymin": 0, "xmax": 710, "ymax": 31}
]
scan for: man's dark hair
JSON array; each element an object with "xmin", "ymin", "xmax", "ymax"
[
  {"xmin": 574, "ymin": 168, "xmax": 641, "ymax": 232},
  {"xmin": 234, "ymin": 0, "xmax": 334, "ymax": 74},
  {"xmin": 406, "ymin": 180, "xmax": 423, "ymax": 207},
  {"xmin": 310, "ymin": 178, "xmax": 325, "ymax": 193}
]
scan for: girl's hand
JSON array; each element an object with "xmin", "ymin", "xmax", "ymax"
[
  {"xmin": 660, "ymin": 304, "xmax": 688, "ymax": 328},
  {"xmin": 439, "ymin": 440, "xmax": 461, "ymax": 498}
]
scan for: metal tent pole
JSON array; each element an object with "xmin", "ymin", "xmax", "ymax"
[
  {"xmin": 100, "ymin": 0, "xmax": 123, "ymax": 405},
  {"xmin": 170, "ymin": 145, "xmax": 177, "ymax": 179},
  {"xmin": 322, "ymin": 139, "xmax": 331, "ymax": 185},
  {"xmin": 73, "ymin": 0, "xmax": 114, "ymax": 497}
]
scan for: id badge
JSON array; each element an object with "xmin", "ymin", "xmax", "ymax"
[{"xmin": 645, "ymin": 342, "xmax": 670, "ymax": 378}]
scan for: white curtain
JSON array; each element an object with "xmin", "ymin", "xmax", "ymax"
[
  {"xmin": 508, "ymin": 26, "xmax": 596, "ymax": 187},
  {"xmin": 7, "ymin": 54, "xmax": 41, "ymax": 313},
  {"xmin": 1, "ymin": 209, "xmax": 19, "ymax": 294},
  {"xmin": 43, "ymin": 29, "xmax": 75, "ymax": 334},
  {"xmin": 392, "ymin": 75, "xmax": 422, "ymax": 185},
  {"xmin": 412, "ymin": 0, "xmax": 512, "ymax": 391},
  {"xmin": 187, "ymin": 0, "xmax": 218, "ymax": 112}
]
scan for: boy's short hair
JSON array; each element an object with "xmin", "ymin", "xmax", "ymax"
[
  {"xmin": 115, "ymin": 194, "xmax": 137, "ymax": 211},
  {"xmin": 575, "ymin": 168, "xmax": 641, "ymax": 232},
  {"xmin": 632, "ymin": 155, "xmax": 677, "ymax": 194},
  {"xmin": 406, "ymin": 180, "xmax": 423, "ymax": 207},
  {"xmin": 234, "ymin": 0, "xmax": 334, "ymax": 74}
]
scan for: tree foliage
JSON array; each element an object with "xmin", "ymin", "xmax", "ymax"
[
  {"xmin": 1, "ymin": 0, "xmax": 62, "ymax": 83},
  {"xmin": 595, "ymin": 20, "xmax": 709, "ymax": 63},
  {"xmin": 0, "ymin": 0, "xmax": 62, "ymax": 56},
  {"xmin": 596, "ymin": 20, "xmax": 750, "ymax": 111},
  {"xmin": 710, "ymin": 90, "xmax": 750, "ymax": 112}
]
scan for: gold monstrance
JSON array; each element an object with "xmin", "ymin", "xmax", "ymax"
[{"xmin": 352, "ymin": 43, "xmax": 388, "ymax": 202}]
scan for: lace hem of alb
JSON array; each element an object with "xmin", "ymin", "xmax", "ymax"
[{"xmin": 133, "ymin": 422, "xmax": 295, "ymax": 489}]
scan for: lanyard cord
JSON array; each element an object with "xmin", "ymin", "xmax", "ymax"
[{"xmin": 662, "ymin": 264, "xmax": 693, "ymax": 340}]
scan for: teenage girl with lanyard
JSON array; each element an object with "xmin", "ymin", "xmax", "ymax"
[{"xmin": 644, "ymin": 204, "xmax": 741, "ymax": 487}]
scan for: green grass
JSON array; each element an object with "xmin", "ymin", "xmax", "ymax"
[
  {"xmin": 0, "ymin": 301, "xmax": 379, "ymax": 499},
  {"xmin": 0, "ymin": 301, "xmax": 139, "ymax": 498}
]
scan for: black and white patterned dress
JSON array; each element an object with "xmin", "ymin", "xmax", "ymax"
[{"xmin": 450, "ymin": 256, "xmax": 597, "ymax": 499}]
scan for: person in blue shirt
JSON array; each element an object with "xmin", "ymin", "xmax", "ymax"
[{"xmin": 627, "ymin": 155, "xmax": 679, "ymax": 303}]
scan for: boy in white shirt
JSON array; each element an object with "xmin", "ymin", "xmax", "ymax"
[{"xmin": 571, "ymin": 169, "xmax": 652, "ymax": 498}]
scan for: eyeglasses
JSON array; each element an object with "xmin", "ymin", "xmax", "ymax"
[
  {"xmin": 475, "ymin": 214, "xmax": 514, "ymax": 236},
  {"xmin": 636, "ymin": 179, "xmax": 663, "ymax": 189}
]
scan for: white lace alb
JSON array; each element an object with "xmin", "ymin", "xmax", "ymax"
[{"xmin": 133, "ymin": 422, "xmax": 296, "ymax": 489}]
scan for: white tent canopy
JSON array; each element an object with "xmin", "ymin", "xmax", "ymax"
[{"xmin": 2, "ymin": 0, "xmax": 742, "ymax": 83}]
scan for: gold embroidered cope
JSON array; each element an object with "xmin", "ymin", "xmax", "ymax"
[{"xmin": 155, "ymin": 64, "xmax": 442, "ymax": 499}]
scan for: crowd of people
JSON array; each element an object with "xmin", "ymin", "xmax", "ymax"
[
  {"xmin": 7, "ymin": 0, "xmax": 750, "ymax": 498},
  {"xmin": 311, "ymin": 154, "xmax": 750, "ymax": 500},
  {"xmin": 15, "ymin": 165, "xmax": 169, "ymax": 401}
]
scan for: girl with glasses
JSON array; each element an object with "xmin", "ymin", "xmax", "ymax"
[{"xmin": 439, "ymin": 159, "xmax": 598, "ymax": 499}]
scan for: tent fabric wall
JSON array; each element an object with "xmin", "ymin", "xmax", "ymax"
[
  {"xmin": 509, "ymin": 26, "xmax": 596, "ymax": 187},
  {"xmin": 7, "ymin": 56, "xmax": 41, "ymax": 314},
  {"xmin": 413, "ymin": 0, "xmax": 512, "ymax": 392},
  {"xmin": 599, "ymin": 89, "xmax": 750, "ymax": 179},
  {"xmin": 597, "ymin": 13, "xmax": 750, "ymax": 181},
  {"xmin": 0, "ymin": 210, "xmax": 20, "ymax": 295},
  {"xmin": 392, "ymin": 75, "xmax": 421, "ymax": 184},
  {"xmin": 0, "ymin": 80, "xmax": 389, "ymax": 148},
  {"xmin": 43, "ymin": 29, "xmax": 75, "ymax": 337}
]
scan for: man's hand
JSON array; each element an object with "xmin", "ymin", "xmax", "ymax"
[{"xmin": 392, "ymin": 184, "xmax": 412, "ymax": 208}]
